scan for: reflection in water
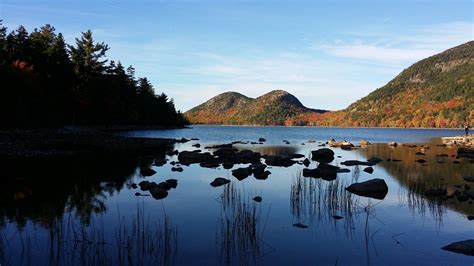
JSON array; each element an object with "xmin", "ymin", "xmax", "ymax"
[
  {"xmin": 1, "ymin": 203, "xmax": 178, "ymax": 266},
  {"xmin": 357, "ymin": 143, "xmax": 474, "ymax": 218},
  {"xmin": 242, "ymin": 145, "xmax": 300, "ymax": 156},
  {"xmin": 0, "ymin": 146, "xmax": 177, "ymax": 265},
  {"xmin": 216, "ymin": 183, "xmax": 271, "ymax": 265},
  {"xmin": 290, "ymin": 169, "xmax": 358, "ymax": 236}
]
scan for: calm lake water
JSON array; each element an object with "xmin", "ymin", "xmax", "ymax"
[{"xmin": 1, "ymin": 126, "xmax": 473, "ymax": 265}]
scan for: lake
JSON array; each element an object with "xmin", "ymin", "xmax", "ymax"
[{"xmin": 1, "ymin": 126, "xmax": 473, "ymax": 265}]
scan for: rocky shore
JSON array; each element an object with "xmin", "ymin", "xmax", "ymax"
[{"xmin": 0, "ymin": 127, "xmax": 185, "ymax": 160}]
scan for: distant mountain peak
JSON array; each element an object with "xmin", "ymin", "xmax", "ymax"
[{"xmin": 185, "ymin": 90, "xmax": 326, "ymax": 125}]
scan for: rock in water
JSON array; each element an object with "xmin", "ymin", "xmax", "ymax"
[
  {"xmin": 345, "ymin": 178, "xmax": 389, "ymax": 200},
  {"xmin": 166, "ymin": 179, "xmax": 178, "ymax": 188},
  {"xmin": 171, "ymin": 166, "xmax": 183, "ymax": 172},
  {"xmin": 253, "ymin": 196, "xmax": 262, "ymax": 202},
  {"xmin": 210, "ymin": 177, "xmax": 230, "ymax": 187},
  {"xmin": 311, "ymin": 148, "xmax": 335, "ymax": 163},
  {"xmin": 441, "ymin": 240, "xmax": 474, "ymax": 256},
  {"xmin": 363, "ymin": 166, "xmax": 374, "ymax": 174},
  {"xmin": 149, "ymin": 187, "xmax": 168, "ymax": 200},
  {"xmin": 303, "ymin": 158, "xmax": 311, "ymax": 167},
  {"xmin": 232, "ymin": 167, "xmax": 251, "ymax": 180},
  {"xmin": 341, "ymin": 160, "xmax": 375, "ymax": 166},
  {"xmin": 140, "ymin": 167, "xmax": 156, "ymax": 176}
]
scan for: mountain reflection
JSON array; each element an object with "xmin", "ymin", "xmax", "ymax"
[{"xmin": 355, "ymin": 142, "xmax": 474, "ymax": 218}]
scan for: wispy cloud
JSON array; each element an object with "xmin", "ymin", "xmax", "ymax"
[{"xmin": 316, "ymin": 21, "xmax": 473, "ymax": 64}]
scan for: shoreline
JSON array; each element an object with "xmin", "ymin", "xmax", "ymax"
[
  {"xmin": 186, "ymin": 124, "xmax": 465, "ymax": 130},
  {"xmin": 0, "ymin": 127, "xmax": 186, "ymax": 160}
]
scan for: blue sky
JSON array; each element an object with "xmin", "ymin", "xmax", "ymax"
[{"xmin": 1, "ymin": 0, "xmax": 473, "ymax": 111}]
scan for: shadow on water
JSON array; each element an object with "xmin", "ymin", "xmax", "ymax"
[
  {"xmin": 356, "ymin": 142, "xmax": 474, "ymax": 219},
  {"xmin": 0, "ymin": 202, "xmax": 178, "ymax": 266},
  {"xmin": 0, "ymin": 145, "xmax": 178, "ymax": 265},
  {"xmin": 216, "ymin": 182, "xmax": 273, "ymax": 266}
]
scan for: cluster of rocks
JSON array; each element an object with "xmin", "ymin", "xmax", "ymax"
[
  {"xmin": 424, "ymin": 182, "xmax": 474, "ymax": 203},
  {"xmin": 135, "ymin": 179, "xmax": 178, "ymax": 200}
]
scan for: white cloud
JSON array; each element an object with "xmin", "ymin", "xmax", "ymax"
[
  {"xmin": 319, "ymin": 44, "xmax": 436, "ymax": 62},
  {"xmin": 316, "ymin": 21, "xmax": 474, "ymax": 64}
]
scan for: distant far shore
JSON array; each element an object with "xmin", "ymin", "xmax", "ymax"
[{"xmin": 186, "ymin": 124, "xmax": 465, "ymax": 130}]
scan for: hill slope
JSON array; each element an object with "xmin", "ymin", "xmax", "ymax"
[
  {"xmin": 287, "ymin": 41, "xmax": 474, "ymax": 127},
  {"xmin": 185, "ymin": 90, "xmax": 327, "ymax": 125}
]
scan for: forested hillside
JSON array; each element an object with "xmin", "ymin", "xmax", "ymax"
[
  {"xmin": 0, "ymin": 22, "xmax": 188, "ymax": 128},
  {"xmin": 286, "ymin": 41, "xmax": 474, "ymax": 127},
  {"xmin": 185, "ymin": 90, "xmax": 327, "ymax": 125}
]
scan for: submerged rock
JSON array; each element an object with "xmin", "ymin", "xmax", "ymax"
[
  {"xmin": 293, "ymin": 223, "xmax": 309, "ymax": 229},
  {"xmin": 345, "ymin": 178, "xmax": 389, "ymax": 200},
  {"xmin": 341, "ymin": 160, "xmax": 375, "ymax": 166},
  {"xmin": 264, "ymin": 155, "xmax": 297, "ymax": 167},
  {"xmin": 311, "ymin": 148, "xmax": 335, "ymax": 163},
  {"xmin": 441, "ymin": 240, "xmax": 474, "ymax": 256},
  {"xmin": 210, "ymin": 177, "xmax": 231, "ymax": 187},
  {"xmin": 367, "ymin": 157, "xmax": 383, "ymax": 164}
]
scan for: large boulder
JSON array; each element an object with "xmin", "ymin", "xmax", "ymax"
[
  {"xmin": 311, "ymin": 148, "xmax": 335, "ymax": 163},
  {"xmin": 345, "ymin": 178, "xmax": 389, "ymax": 200},
  {"xmin": 442, "ymin": 240, "xmax": 474, "ymax": 256}
]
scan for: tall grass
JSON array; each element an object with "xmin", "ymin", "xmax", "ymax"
[
  {"xmin": 2, "ymin": 202, "xmax": 177, "ymax": 266},
  {"xmin": 216, "ymin": 183, "xmax": 269, "ymax": 266}
]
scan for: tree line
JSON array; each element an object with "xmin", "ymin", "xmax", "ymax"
[{"xmin": 0, "ymin": 22, "xmax": 189, "ymax": 128}]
